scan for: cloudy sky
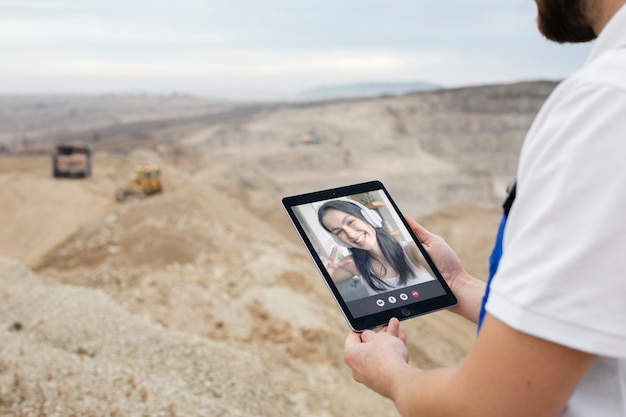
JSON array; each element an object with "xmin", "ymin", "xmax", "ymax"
[{"xmin": 0, "ymin": 0, "xmax": 592, "ymax": 100}]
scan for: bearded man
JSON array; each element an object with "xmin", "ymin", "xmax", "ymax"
[{"xmin": 342, "ymin": 1, "xmax": 626, "ymax": 416}]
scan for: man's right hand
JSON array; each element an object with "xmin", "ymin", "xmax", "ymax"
[{"xmin": 405, "ymin": 216, "xmax": 486, "ymax": 323}]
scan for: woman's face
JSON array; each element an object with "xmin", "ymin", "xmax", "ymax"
[{"xmin": 322, "ymin": 208, "xmax": 377, "ymax": 250}]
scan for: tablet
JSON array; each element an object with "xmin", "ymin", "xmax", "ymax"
[{"xmin": 282, "ymin": 180, "xmax": 457, "ymax": 331}]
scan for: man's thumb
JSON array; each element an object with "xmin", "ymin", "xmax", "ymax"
[{"xmin": 360, "ymin": 330, "xmax": 376, "ymax": 342}]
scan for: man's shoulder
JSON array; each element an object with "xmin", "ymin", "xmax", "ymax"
[{"xmin": 570, "ymin": 46, "xmax": 626, "ymax": 90}]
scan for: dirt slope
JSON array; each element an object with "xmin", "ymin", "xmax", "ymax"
[
  {"xmin": 0, "ymin": 151, "xmax": 488, "ymax": 417},
  {"xmin": 0, "ymin": 84, "xmax": 546, "ymax": 416}
]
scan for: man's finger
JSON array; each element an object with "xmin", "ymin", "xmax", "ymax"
[
  {"xmin": 385, "ymin": 317, "xmax": 401, "ymax": 337},
  {"xmin": 405, "ymin": 216, "xmax": 431, "ymax": 244},
  {"xmin": 345, "ymin": 331, "xmax": 363, "ymax": 349}
]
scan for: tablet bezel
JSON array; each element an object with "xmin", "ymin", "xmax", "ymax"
[{"xmin": 282, "ymin": 180, "xmax": 457, "ymax": 331}]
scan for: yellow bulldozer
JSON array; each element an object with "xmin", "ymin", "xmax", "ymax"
[{"xmin": 115, "ymin": 165, "xmax": 163, "ymax": 202}]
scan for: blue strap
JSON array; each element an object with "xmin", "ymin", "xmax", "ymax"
[{"xmin": 477, "ymin": 211, "xmax": 508, "ymax": 331}]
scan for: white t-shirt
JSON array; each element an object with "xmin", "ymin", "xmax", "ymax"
[
  {"xmin": 361, "ymin": 241, "xmax": 434, "ymax": 296},
  {"xmin": 485, "ymin": 5, "xmax": 626, "ymax": 416}
]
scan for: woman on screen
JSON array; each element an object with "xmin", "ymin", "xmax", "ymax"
[{"xmin": 317, "ymin": 199, "xmax": 433, "ymax": 296}]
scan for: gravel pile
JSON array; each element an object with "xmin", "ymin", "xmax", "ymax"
[{"xmin": 0, "ymin": 257, "xmax": 297, "ymax": 417}]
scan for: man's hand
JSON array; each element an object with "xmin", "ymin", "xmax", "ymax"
[
  {"xmin": 344, "ymin": 318, "xmax": 411, "ymax": 398},
  {"xmin": 406, "ymin": 216, "xmax": 486, "ymax": 323},
  {"xmin": 405, "ymin": 216, "xmax": 465, "ymax": 287}
]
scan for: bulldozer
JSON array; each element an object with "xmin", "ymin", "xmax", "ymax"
[{"xmin": 115, "ymin": 165, "xmax": 163, "ymax": 202}]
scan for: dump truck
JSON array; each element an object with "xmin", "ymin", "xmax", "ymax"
[
  {"xmin": 52, "ymin": 144, "xmax": 92, "ymax": 178},
  {"xmin": 115, "ymin": 165, "xmax": 163, "ymax": 202}
]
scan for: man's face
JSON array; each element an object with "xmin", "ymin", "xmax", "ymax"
[{"xmin": 535, "ymin": 0, "xmax": 597, "ymax": 43}]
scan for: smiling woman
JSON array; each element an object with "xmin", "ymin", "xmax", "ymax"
[{"xmin": 317, "ymin": 199, "xmax": 433, "ymax": 296}]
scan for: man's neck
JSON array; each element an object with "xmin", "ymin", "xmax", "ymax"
[{"xmin": 593, "ymin": 0, "xmax": 626, "ymax": 34}]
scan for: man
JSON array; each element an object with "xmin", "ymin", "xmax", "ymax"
[{"xmin": 343, "ymin": 1, "xmax": 626, "ymax": 416}]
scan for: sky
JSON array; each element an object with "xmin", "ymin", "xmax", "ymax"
[{"xmin": 0, "ymin": 0, "xmax": 593, "ymax": 100}]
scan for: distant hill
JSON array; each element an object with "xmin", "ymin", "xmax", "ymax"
[{"xmin": 297, "ymin": 81, "xmax": 441, "ymax": 100}]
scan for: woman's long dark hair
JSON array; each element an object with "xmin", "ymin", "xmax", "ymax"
[{"xmin": 318, "ymin": 200, "xmax": 413, "ymax": 292}]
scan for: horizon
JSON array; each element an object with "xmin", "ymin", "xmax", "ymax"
[{"xmin": 0, "ymin": 78, "xmax": 562, "ymax": 102}]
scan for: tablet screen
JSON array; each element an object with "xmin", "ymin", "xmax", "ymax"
[{"xmin": 282, "ymin": 180, "xmax": 457, "ymax": 331}]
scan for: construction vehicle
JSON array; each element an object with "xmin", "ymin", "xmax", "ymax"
[
  {"xmin": 52, "ymin": 144, "xmax": 92, "ymax": 178},
  {"xmin": 115, "ymin": 165, "xmax": 163, "ymax": 202}
]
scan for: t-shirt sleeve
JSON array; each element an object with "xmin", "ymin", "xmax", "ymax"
[{"xmin": 486, "ymin": 72, "xmax": 626, "ymax": 358}]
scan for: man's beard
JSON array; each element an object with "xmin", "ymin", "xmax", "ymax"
[{"xmin": 535, "ymin": 0, "xmax": 597, "ymax": 43}]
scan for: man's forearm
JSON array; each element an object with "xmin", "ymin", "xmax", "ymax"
[{"xmin": 388, "ymin": 366, "xmax": 459, "ymax": 417}]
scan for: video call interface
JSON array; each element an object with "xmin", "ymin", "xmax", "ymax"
[{"xmin": 293, "ymin": 189, "xmax": 447, "ymax": 319}]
